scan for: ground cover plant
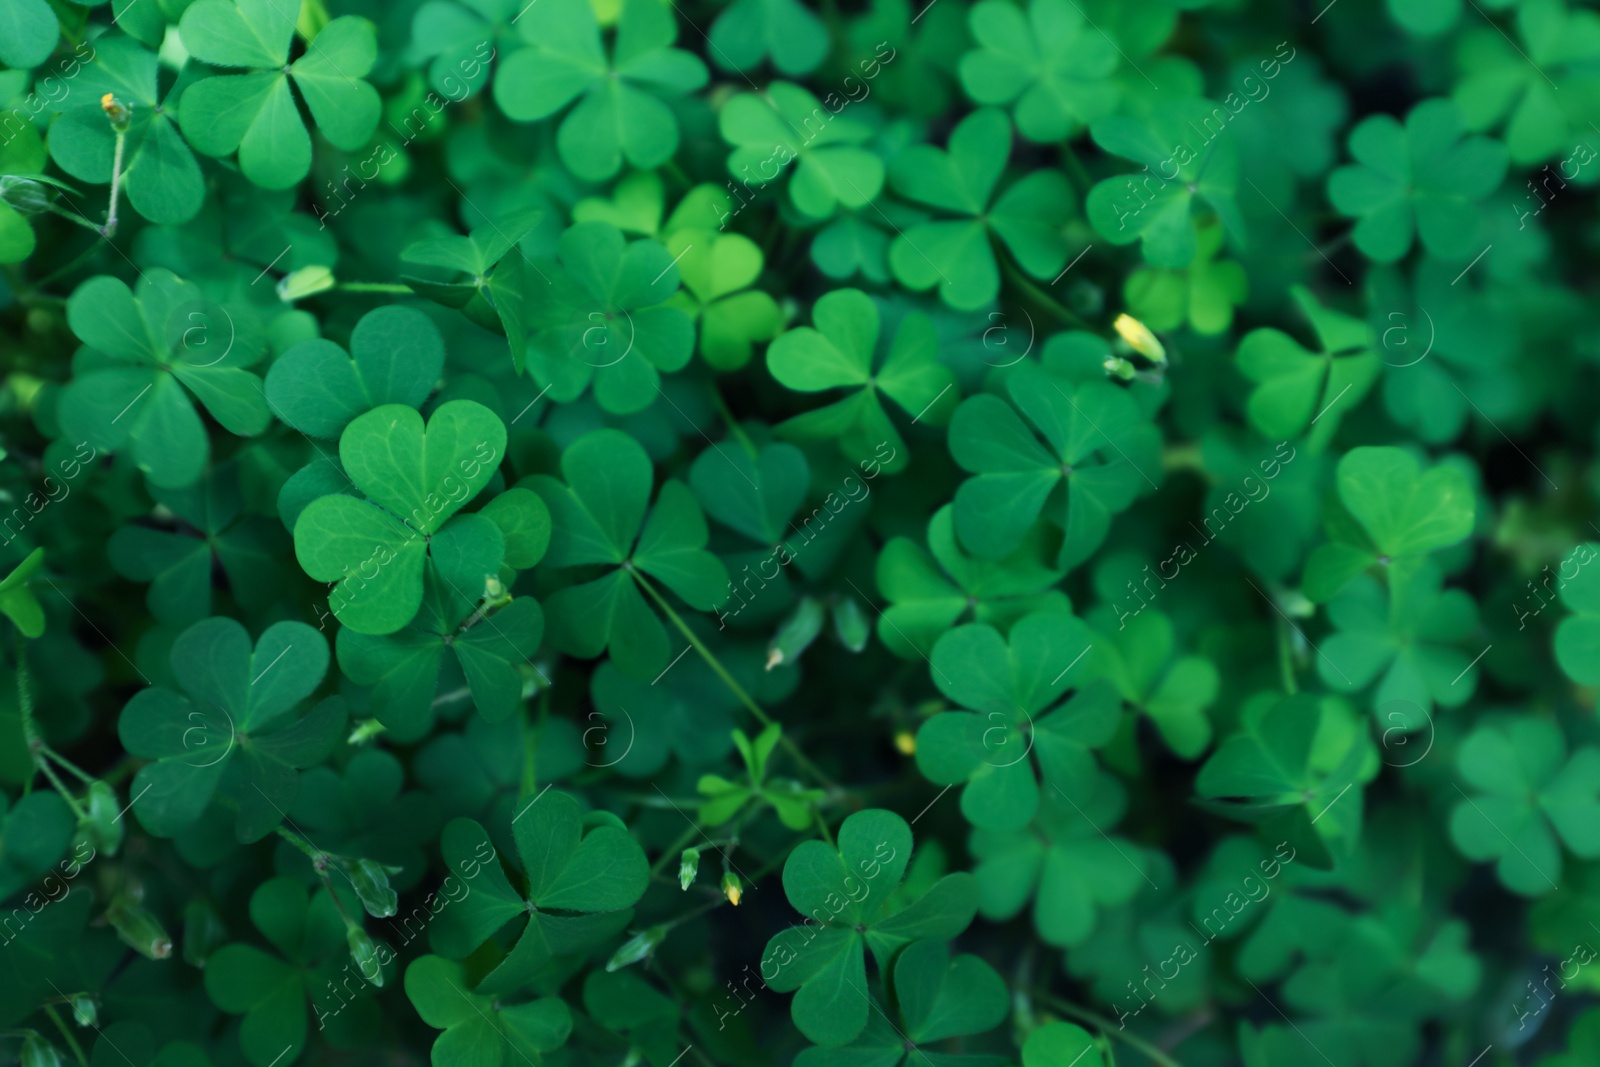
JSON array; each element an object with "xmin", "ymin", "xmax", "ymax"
[{"xmin": 1, "ymin": 0, "xmax": 1598, "ymax": 1065}]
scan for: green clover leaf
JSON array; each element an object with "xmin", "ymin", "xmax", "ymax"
[
  {"xmin": 289, "ymin": 748, "xmax": 442, "ymax": 892},
  {"xmin": 887, "ymin": 108, "xmax": 1075, "ymax": 309},
  {"xmin": 1086, "ymin": 606, "xmax": 1218, "ymax": 759},
  {"xmin": 972, "ymin": 770, "xmax": 1147, "ymax": 947},
  {"xmin": 719, "ymin": 81, "xmax": 887, "ymax": 223},
  {"xmin": 266, "ymin": 307, "xmax": 446, "ymax": 440},
  {"xmin": 1024, "ymin": 1023, "xmax": 1106, "ymax": 1067},
  {"xmin": 291, "ymin": 400, "xmax": 509, "ymax": 636},
  {"xmin": 205, "ymin": 878, "xmax": 377, "ymax": 1067},
  {"xmin": 118, "ymin": 617, "xmax": 345, "ymax": 841},
  {"xmin": 948, "ymin": 362, "xmax": 1158, "ymax": 569},
  {"xmin": 1301, "ymin": 447, "xmax": 1475, "ymax": 603},
  {"xmin": 1328, "ymin": 98, "xmax": 1508, "ymax": 263},
  {"xmin": 429, "ymin": 792, "xmax": 648, "ymax": 993},
  {"xmin": 46, "ymin": 35, "xmax": 204, "ymax": 225},
  {"xmin": 1555, "ymin": 542, "xmax": 1600, "ymax": 685},
  {"xmin": 766, "ymin": 288, "xmax": 956, "ymax": 471},
  {"xmin": 1085, "ymin": 98, "xmax": 1246, "ymax": 269},
  {"xmin": 958, "ymin": 0, "xmax": 1121, "ymax": 142},
  {"xmin": 663, "ymin": 227, "xmax": 782, "ymax": 372},
  {"xmin": 759, "ymin": 808, "xmax": 978, "ymax": 1046},
  {"xmin": 178, "ymin": 2, "xmax": 381, "ymax": 189},
  {"xmin": 792, "ymin": 939, "xmax": 1008, "ymax": 1067},
  {"xmin": 0, "ymin": 0, "xmax": 59, "ymax": 70},
  {"xmin": 1451, "ymin": 716, "xmax": 1600, "ymax": 896},
  {"xmin": 405, "ymin": 955, "xmax": 572, "ymax": 1067},
  {"xmin": 493, "ymin": 0, "xmax": 707, "ymax": 181},
  {"xmin": 409, "ymin": 0, "xmax": 513, "ymax": 101},
  {"xmin": 61, "ymin": 269, "xmax": 270, "ymax": 489},
  {"xmin": 109, "ymin": 461, "xmax": 290, "ymax": 624},
  {"xmin": 522, "ymin": 220, "xmax": 694, "ymax": 414},
  {"xmin": 918, "ymin": 610, "xmax": 1116, "ymax": 832},
  {"xmin": 875, "ymin": 503, "xmax": 1069, "ymax": 660},
  {"xmin": 1236, "ymin": 284, "xmax": 1379, "ymax": 447},
  {"xmin": 0, "ymin": 117, "xmax": 50, "ymax": 263},
  {"xmin": 0, "ymin": 546, "xmax": 45, "ymax": 638},
  {"xmin": 529, "ymin": 428, "xmax": 728, "ymax": 679},
  {"xmin": 1125, "ymin": 219, "xmax": 1248, "ymax": 335},
  {"xmin": 708, "ymin": 0, "xmax": 829, "ymax": 77}
]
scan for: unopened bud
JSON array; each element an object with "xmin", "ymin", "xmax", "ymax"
[
  {"xmin": 277, "ymin": 265, "xmax": 335, "ymax": 302},
  {"xmin": 722, "ymin": 872, "xmax": 742, "ymax": 907},
  {"xmin": 679, "ymin": 847, "xmax": 701, "ymax": 891}
]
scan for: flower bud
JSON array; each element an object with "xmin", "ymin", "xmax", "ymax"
[
  {"xmin": 106, "ymin": 895, "xmax": 171, "ymax": 959},
  {"xmin": 678, "ymin": 847, "xmax": 701, "ymax": 891},
  {"xmin": 278, "ymin": 265, "xmax": 335, "ymax": 302},
  {"xmin": 606, "ymin": 924, "xmax": 666, "ymax": 972},
  {"xmin": 722, "ymin": 872, "xmax": 742, "ymax": 907}
]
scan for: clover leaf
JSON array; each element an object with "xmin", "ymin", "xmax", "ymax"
[
  {"xmin": 663, "ymin": 227, "xmax": 782, "ymax": 372},
  {"xmin": 589, "ymin": 656, "xmax": 739, "ymax": 777},
  {"xmin": 406, "ymin": 955, "xmax": 572, "ymax": 1067},
  {"xmin": 958, "ymin": 0, "xmax": 1121, "ymax": 142},
  {"xmin": 429, "ymin": 792, "xmax": 648, "ymax": 993},
  {"xmin": 118, "ymin": 617, "xmax": 345, "ymax": 842},
  {"xmin": 1024, "ymin": 1024, "xmax": 1106, "ymax": 1067},
  {"xmin": 178, "ymin": 2, "xmax": 381, "ymax": 189},
  {"xmin": 766, "ymin": 288, "xmax": 956, "ymax": 471},
  {"xmin": 1237, "ymin": 285, "xmax": 1378, "ymax": 447},
  {"xmin": 61, "ymin": 269, "xmax": 269, "ymax": 489},
  {"xmin": 46, "ymin": 35, "xmax": 204, "ymax": 225},
  {"xmin": 1450, "ymin": 716, "xmax": 1600, "ymax": 896},
  {"xmin": 1555, "ymin": 543, "xmax": 1600, "ymax": 685},
  {"xmin": 887, "ymin": 108, "xmax": 1075, "ymax": 309},
  {"xmin": 1125, "ymin": 219, "xmax": 1248, "ymax": 335},
  {"xmin": 289, "ymin": 748, "xmax": 442, "ymax": 892},
  {"xmin": 1328, "ymin": 98, "xmax": 1507, "ymax": 263},
  {"xmin": 1318, "ymin": 564, "xmax": 1481, "ymax": 717},
  {"xmin": 875, "ymin": 504, "xmax": 1069, "ymax": 660},
  {"xmin": 793, "ymin": 939, "xmax": 1008, "ymax": 1067},
  {"xmin": 266, "ymin": 307, "xmax": 446, "ymax": 440},
  {"xmin": 291, "ymin": 400, "xmax": 509, "ymax": 635},
  {"xmin": 530, "ymin": 428, "xmax": 728, "ymax": 680},
  {"xmin": 205, "ymin": 878, "xmax": 377, "ymax": 1067},
  {"xmin": 918, "ymin": 610, "xmax": 1116, "ymax": 831},
  {"xmin": 522, "ymin": 220, "xmax": 694, "ymax": 414},
  {"xmin": 718, "ymin": 81, "xmax": 886, "ymax": 222},
  {"xmin": 709, "ymin": 0, "xmax": 829, "ymax": 77},
  {"xmin": 0, "ymin": 547, "xmax": 45, "ymax": 638},
  {"xmin": 493, "ymin": 0, "xmax": 707, "ymax": 181},
  {"xmin": 338, "ymin": 595, "xmax": 542, "ymax": 740},
  {"xmin": 108, "ymin": 461, "xmax": 288, "ymax": 625},
  {"xmin": 698, "ymin": 723, "xmax": 825, "ymax": 830},
  {"xmin": 949, "ymin": 362, "xmax": 1157, "ymax": 569},
  {"xmin": 972, "ymin": 769, "xmax": 1147, "ymax": 947},
  {"xmin": 1085, "ymin": 98, "xmax": 1246, "ymax": 268},
  {"xmin": 1086, "ymin": 607, "xmax": 1218, "ymax": 758},
  {"xmin": 1453, "ymin": 0, "xmax": 1600, "ymax": 165},
  {"xmin": 408, "ymin": 0, "xmax": 513, "ymax": 101},
  {"xmin": 0, "ymin": 119, "xmax": 51, "ymax": 263},
  {"xmin": 760, "ymin": 808, "xmax": 978, "ymax": 1046},
  {"xmin": 1301, "ymin": 447, "xmax": 1475, "ymax": 603},
  {"xmin": 0, "ymin": 0, "xmax": 58, "ymax": 70}
]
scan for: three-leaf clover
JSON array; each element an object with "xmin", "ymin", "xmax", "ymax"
[
  {"xmin": 1125, "ymin": 219, "xmax": 1248, "ymax": 335},
  {"xmin": 1087, "ymin": 607, "xmax": 1219, "ymax": 758},
  {"xmin": 792, "ymin": 939, "xmax": 1008, "ymax": 1067},
  {"xmin": 179, "ymin": 1, "xmax": 381, "ymax": 189},
  {"xmin": 697, "ymin": 724, "xmax": 825, "ymax": 831},
  {"xmin": 759, "ymin": 809, "xmax": 978, "ymax": 1046},
  {"xmin": 718, "ymin": 81, "xmax": 886, "ymax": 222},
  {"xmin": 1237, "ymin": 285, "xmax": 1378, "ymax": 447},
  {"xmin": 948, "ymin": 362, "xmax": 1157, "ymax": 570},
  {"xmin": 265, "ymin": 307, "xmax": 446, "ymax": 440},
  {"xmin": 887, "ymin": 108, "xmax": 1074, "ymax": 310},
  {"xmin": 1301, "ymin": 446, "xmax": 1475, "ymax": 603},
  {"xmin": 60, "ymin": 270, "xmax": 269, "ymax": 489},
  {"xmin": 1085, "ymin": 98, "xmax": 1246, "ymax": 268},
  {"xmin": 708, "ymin": 0, "xmax": 829, "ymax": 77},
  {"xmin": 291, "ymin": 400, "xmax": 509, "ymax": 635},
  {"xmin": 493, "ymin": 0, "xmax": 708, "ymax": 180},
  {"xmin": 523, "ymin": 220, "xmax": 694, "ymax": 414},
  {"xmin": 529, "ymin": 428, "xmax": 728, "ymax": 679},
  {"xmin": 663, "ymin": 226, "xmax": 782, "ymax": 372},
  {"xmin": 875, "ymin": 504, "xmax": 1069, "ymax": 660},
  {"xmin": 406, "ymin": 955, "xmax": 572, "ymax": 1067},
  {"xmin": 46, "ymin": 36, "xmax": 204, "ymax": 225},
  {"xmin": 918, "ymin": 610, "xmax": 1116, "ymax": 831},
  {"xmin": 1328, "ymin": 98, "xmax": 1508, "ymax": 262},
  {"xmin": 430, "ymin": 791, "xmax": 649, "ymax": 993},
  {"xmin": 119, "ymin": 617, "xmax": 346, "ymax": 841},
  {"xmin": 766, "ymin": 288, "xmax": 956, "ymax": 471},
  {"xmin": 958, "ymin": 0, "xmax": 1120, "ymax": 142},
  {"xmin": 1450, "ymin": 716, "xmax": 1600, "ymax": 896}
]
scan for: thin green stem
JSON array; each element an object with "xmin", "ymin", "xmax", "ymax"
[
  {"xmin": 1033, "ymin": 993, "xmax": 1185, "ymax": 1067},
  {"xmin": 39, "ymin": 746, "xmax": 96, "ymax": 785},
  {"xmin": 336, "ymin": 282, "xmax": 414, "ymax": 293},
  {"xmin": 1277, "ymin": 620, "xmax": 1297, "ymax": 696},
  {"xmin": 813, "ymin": 808, "xmax": 835, "ymax": 848},
  {"xmin": 43, "ymin": 203, "xmax": 102, "ymax": 234},
  {"xmin": 630, "ymin": 567, "xmax": 840, "ymax": 794},
  {"xmin": 649, "ymin": 822, "xmax": 704, "ymax": 878},
  {"xmin": 709, "ymin": 386, "xmax": 757, "ymax": 458},
  {"xmin": 43, "ymin": 1005, "xmax": 87, "ymax": 1067},
  {"xmin": 276, "ymin": 826, "xmax": 324, "ymax": 862},
  {"xmin": 1059, "ymin": 141, "xmax": 1094, "ymax": 193},
  {"xmin": 17, "ymin": 633, "xmax": 87, "ymax": 820},
  {"xmin": 103, "ymin": 125, "xmax": 128, "ymax": 237},
  {"xmin": 1001, "ymin": 255, "xmax": 1093, "ymax": 331}
]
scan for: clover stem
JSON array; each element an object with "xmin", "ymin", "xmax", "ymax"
[
  {"xmin": 648, "ymin": 823, "xmax": 705, "ymax": 878},
  {"xmin": 336, "ymin": 282, "xmax": 414, "ymax": 293},
  {"xmin": 1032, "ymin": 992, "xmax": 1186, "ymax": 1067},
  {"xmin": 629, "ymin": 568, "xmax": 841, "ymax": 795},
  {"xmin": 710, "ymin": 386, "xmax": 758, "ymax": 458},
  {"xmin": 1059, "ymin": 142, "xmax": 1094, "ymax": 193},
  {"xmin": 1276, "ymin": 619, "xmax": 1298, "ymax": 696},
  {"xmin": 276, "ymin": 826, "xmax": 324, "ymax": 863},
  {"xmin": 812, "ymin": 808, "xmax": 834, "ymax": 849},
  {"xmin": 16, "ymin": 631, "xmax": 88, "ymax": 820},
  {"xmin": 1000, "ymin": 255, "xmax": 1092, "ymax": 331},
  {"xmin": 520, "ymin": 688, "xmax": 548, "ymax": 799},
  {"xmin": 39, "ymin": 745, "xmax": 96, "ymax": 784},
  {"xmin": 42, "ymin": 203, "xmax": 103, "ymax": 234},
  {"xmin": 43, "ymin": 1005, "xmax": 88, "ymax": 1067},
  {"xmin": 103, "ymin": 124, "xmax": 128, "ymax": 238}
]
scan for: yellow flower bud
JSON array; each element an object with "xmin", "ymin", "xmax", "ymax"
[{"xmin": 1113, "ymin": 313, "xmax": 1166, "ymax": 364}]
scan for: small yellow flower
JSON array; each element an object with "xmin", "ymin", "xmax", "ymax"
[
  {"xmin": 894, "ymin": 729, "xmax": 916, "ymax": 756},
  {"xmin": 1113, "ymin": 313, "xmax": 1167, "ymax": 364},
  {"xmin": 722, "ymin": 872, "xmax": 743, "ymax": 906}
]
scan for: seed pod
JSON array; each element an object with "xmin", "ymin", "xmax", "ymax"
[{"xmin": 106, "ymin": 895, "xmax": 171, "ymax": 959}]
